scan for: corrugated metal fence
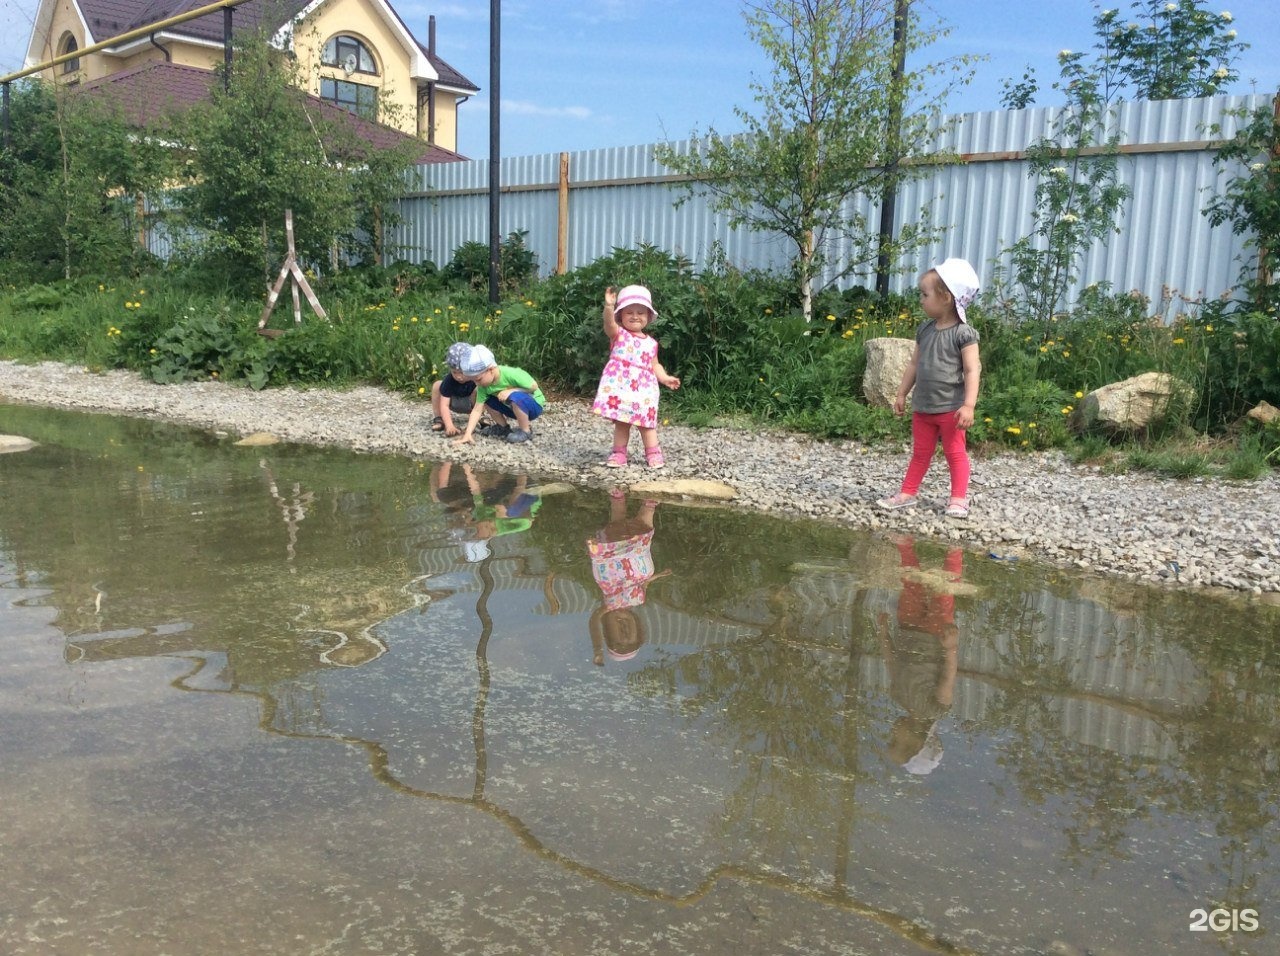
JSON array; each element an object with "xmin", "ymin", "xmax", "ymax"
[{"xmin": 389, "ymin": 93, "xmax": 1273, "ymax": 308}]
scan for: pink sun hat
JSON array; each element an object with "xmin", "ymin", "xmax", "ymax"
[{"xmin": 614, "ymin": 285, "xmax": 657, "ymax": 320}]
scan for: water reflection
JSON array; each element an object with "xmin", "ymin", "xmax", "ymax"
[
  {"xmin": 876, "ymin": 536, "xmax": 964, "ymax": 776},
  {"xmin": 2, "ymin": 403, "xmax": 1279, "ymax": 955},
  {"xmin": 587, "ymin": 490, "xmax": 669, "ymax": 665}
]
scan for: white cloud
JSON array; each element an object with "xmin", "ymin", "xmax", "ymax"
[{"xmin": 500, "ymin": 99, "xmax": 593, "ymax": 120}]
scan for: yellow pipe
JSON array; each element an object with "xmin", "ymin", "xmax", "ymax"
[{"xmin": 1, "ymin": 0, "xmax": 258, "ymax": 84}]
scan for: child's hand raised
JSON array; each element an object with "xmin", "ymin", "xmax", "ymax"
[{"xmin": 603, "ymin": 286, "xmax": 617, "ymax": 310}]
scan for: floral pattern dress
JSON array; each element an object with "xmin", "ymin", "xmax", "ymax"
[
  {"xmin": 591, "ymin": 328, "xmax": 659, "ymax": 428},
  {"xmin": 588, "ymin": 530, "xmax": 657, "ymax": 611}
]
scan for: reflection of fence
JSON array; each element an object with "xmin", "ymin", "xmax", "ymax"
[
  {"xmin": 416, "ymin": 531, "xmax": 1208, "ymax": 760},
  {"xmin": 390, "ymin": 93, "xmax": 1272, "ymax": 309},
  {"xmin": 732, "ymin": 565, "xmax": 1204, "ymax": 760}
]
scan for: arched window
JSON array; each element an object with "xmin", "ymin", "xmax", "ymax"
[
  {"xmin": 322, "ymin": 35, "xmax": 377, "ymax": 76},
  {"xmin": 59, "ymin": 33, "xmax": 80, "ymax": 74}
]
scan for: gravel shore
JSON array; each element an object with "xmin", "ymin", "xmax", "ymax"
[{"xmin": 2, "ymin": 359, "xmax": 1278, "ymax": 599}]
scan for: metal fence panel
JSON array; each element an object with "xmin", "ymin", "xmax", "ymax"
[{"xmin": 388, "ymin": 93, "xmax": 1273, "ymax": 309}]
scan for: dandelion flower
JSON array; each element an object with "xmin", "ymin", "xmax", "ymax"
[{"xmin": 1075, "ymin": 390, "xmax": 1084, "ymax": 399}]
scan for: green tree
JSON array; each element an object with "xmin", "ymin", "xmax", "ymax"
[
  {"xmin": 0, "ymin": 80, "xmax": 172, "ymax": 282},
  {"xmin": 655, "ymin": 0, "xmax": 973, "ymax": 322},
  {"xmin": 999, "ymin": 51, "xmax": 1131, "ymax": 327},
  {"xmin": 1099, "ymin": 0, "xmax": 1245, "ymax": 100},
  {"xmin": 1000, "ymin": 0, "xmax": 1247, "ymax": 107},
  {"xmin": 172, "ymin": 33, "xmax": 418, "ymax": 286},
  {"xmin": 1204, "ymin": 103, "xmax": 1280, "ymax": 314}
]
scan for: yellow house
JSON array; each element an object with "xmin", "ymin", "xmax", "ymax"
[{"xmin": 22, "ymin": 0, "xmax": 479, "ymax": 155}]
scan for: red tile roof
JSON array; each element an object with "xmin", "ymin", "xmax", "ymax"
[
  {"xmin": 77, "ymin": 61, "xmax": 468, "ymax": 164},
  {"xmin": 78, "ymin": 0, "xmax": 478, "ymax": 92}
]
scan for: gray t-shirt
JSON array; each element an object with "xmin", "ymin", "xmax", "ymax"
[{"xmin": 911, "ymin": 319, "xmax": 979, "ymax": 414}]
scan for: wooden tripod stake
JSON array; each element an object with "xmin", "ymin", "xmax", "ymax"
[{"xmin": 258, "ymin": 209, "xmax": 327, "ymax": 336}]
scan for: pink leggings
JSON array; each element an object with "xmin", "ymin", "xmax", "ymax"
[{"xmin": 901, "ymin": 410, "xmax": 970, "ymax": 500}]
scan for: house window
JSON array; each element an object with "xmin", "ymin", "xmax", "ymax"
[
  {"xmin": 322, "ymin": 35, "xmax": 377, "ymax": 76},
  {"xmin": 59, "ymin": 33, "xmax": 80, "ymax": 74},
  {"xmin": 320, "ymin": 78, "xmax": 378, "ymax": 118}
]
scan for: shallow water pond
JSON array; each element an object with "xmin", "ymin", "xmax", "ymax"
[{"xmin": 1, "ymin": 404, "xmax": 1278, "ymax": 955}]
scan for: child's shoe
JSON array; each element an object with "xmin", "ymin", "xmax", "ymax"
[
  {"xmin": 605, "ymin": 446, "xmax": 628, "ymax": 467},
  {"xmin": 506, "ymin": 428, "xmax": 533, "ymax": 443},
  {"xmin": 645, "ymin": 446, "xmax": 665, "ymax": 470}
]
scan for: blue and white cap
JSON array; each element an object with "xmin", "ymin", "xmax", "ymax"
[{"xmin": 444, "ymin": 341, "xmax": 471, "ymax": 370}]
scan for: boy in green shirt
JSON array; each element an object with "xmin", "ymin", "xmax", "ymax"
[{"xmin": 453, "ymin": 345, "xmax": 547, "ymax": 445}]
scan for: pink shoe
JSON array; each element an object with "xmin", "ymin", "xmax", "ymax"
[
  {"xmin": 605, "ymin": 446, "xmax": 628, "ymax": 468},
  {"xmin": 645, "ymin": 446, "xmax": 665, "ymax": 469}
]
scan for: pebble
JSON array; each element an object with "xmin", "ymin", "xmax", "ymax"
[{"xmin": 3, "ymin": 359, "xmax": 1279, "ymax": 598}]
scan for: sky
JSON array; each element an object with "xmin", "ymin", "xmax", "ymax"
[{"xmin": 1, "ymin": 0, "xmax": 1278, "ymax": 159}]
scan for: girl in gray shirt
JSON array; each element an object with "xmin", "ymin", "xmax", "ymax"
[{"xmin": 877, "ymin": 258, "xmax": 982, "ymax": 518}]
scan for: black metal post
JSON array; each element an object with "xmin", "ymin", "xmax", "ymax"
[
  {"xmin": 875, "ymin": 0, "xmax": 909, "ymax": 297},
  {"xmin": 223, "ymin": 8, "xmax": 233, "ymax": 92},
  {"xmin": 487, "ymin": 0, "xmax": 500, "ymax": 305}
]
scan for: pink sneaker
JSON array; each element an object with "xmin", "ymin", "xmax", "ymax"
[
  {"xmin": 605, "ymin": 447, "xmax": 628, "ymax": 468},
  {"xmin": 645, "ymin": 446, "xmax": 665, "ymax": 469}
]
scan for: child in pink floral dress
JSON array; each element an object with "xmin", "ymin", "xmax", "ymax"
[{"xmin": 591, "ymin": 285, "xmax": 681, "ymax": 469}]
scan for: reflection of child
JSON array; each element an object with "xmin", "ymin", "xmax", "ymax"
[
  {"xmin": 592, "ymin": 285, "xmax": 681, "ymax": 470},
  {"xmin": 878, "ymin": 537, "xmax": 962, "ymax": 776},
  {"xmin": 587, "ymin": 492, "xmax": 669, "ymax": 664}
]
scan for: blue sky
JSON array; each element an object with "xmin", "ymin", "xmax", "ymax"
[{"xmin": 2, "ymin": 0, "xmax": 1278, "ymax": 159}]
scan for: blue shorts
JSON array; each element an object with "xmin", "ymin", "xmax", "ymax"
[{"xmin": 485, "ymin": 391, "xmax": 544, "ymax": 422}]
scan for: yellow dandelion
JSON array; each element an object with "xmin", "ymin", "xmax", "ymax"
[
  {"xmin": 418, "ymin": 386, "xmax": 426, "ymax": 395},
  {"xmin": 1173, "ymin": 337, "xmax": 1185, "ymax": 345},
  {"xmin": 764, "ymin": 308, "xmax": 772, "ymax": 315},
  {"xmin": 825, "ymin": 314, "xmax": 836, "ymax": 322},
  {"xmin": 1006, "ymin": 426, "xmax": 1021, "ymax": 435},
  {"xmin": 1062, "ymin": 351, "xmax": 1070, "ymax": 357},
  {"xmin": 1205, "ymin": 325, "xmax": 1214, "ymax": 333},
  {"xmin": 1074, "ymin": 390, "xmax": 1084, "ymax": 399},
  {"xmin": 411, "ymin": 316, "xmax": 418, "ymax": 323}
]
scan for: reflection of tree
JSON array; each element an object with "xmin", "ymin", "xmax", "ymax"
[
  {"xmin": 634, "ymin": 587, "xmax": 880, "ymax": 875},
  {"xmin": 963, "ymin": 582, "xmax": 1280, "ymax": 892},
  {"xmin": 1169, "ymin": 670, "xmax": 1280, "ymax": 913}
]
